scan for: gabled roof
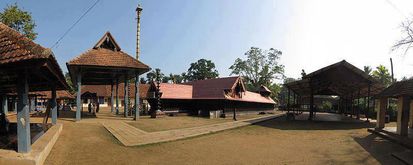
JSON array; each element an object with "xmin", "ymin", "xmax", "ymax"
[
  {"xmin": 156, "ymin": 83, "xmax": 193, "ymax": 99},
  {"xmin": 0, "ymin": 22, "xmax": 68, "ymax": 92},
  {"xmin": 188, "ymin": 76, "xmax": 241, "ymax": 99},
  {"xmin": 375, "ymin": 79, "xmax": 413, "ymax": 98},
  {"xmin": 93, "ymin": 32, "xmax": 121, "ymax": 51}
]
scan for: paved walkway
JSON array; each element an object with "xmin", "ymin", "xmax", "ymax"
[{"xmin": 102, "ymin": 114, "xmax": 285, "ymax": 146}]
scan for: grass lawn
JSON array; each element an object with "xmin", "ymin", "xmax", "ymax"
[
  {"xmin": 126, "ymin": 113, "xmax": 275, "ymax": 132},
  {"xmin": 44, "ymin": 116, "xmax": 408, "ymax": 165}
]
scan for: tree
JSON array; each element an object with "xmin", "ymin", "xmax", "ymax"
[
  {"xmin": 0, "ymin": 4, "xmax": 37, "ymax": 40},
  {"xmin": 363, "ymin": 66, "xmax": 372, "ymax": 75},
  {"xmin": 301, "ymin": 69, "xmax": 306, "ymax": 78},
  {"xmin": 146, "ymin": 68, "xmax": 164, "ymax": 83},
  {"xmin": 393, "ymin": 18, "xmax": 413, "ymax": 54},
  {"xmin": 169, "ymin": 73, "xmax": 184, "ymax": 84},
  {"xmin": 372, "ymin": 65, "xmax": 392, "ymax": 87},
  {"xmin": 185, "ymin": 59, "xmax": 219, "ymax": 81},
  {"xmin": 139, "ymin": 77, "xmax": 147, "ymax": 84},
  {"xmin": 229, "ymin": 47, "xmax": 284, "ymax": 90},
  {"xmin": 64, "ymin": 72, "xmax": 75, "ymax": 94}
]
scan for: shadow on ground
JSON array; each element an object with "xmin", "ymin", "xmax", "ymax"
[
  {"xmin": 354, "ymin": 134, "xmax": 408, "ymax": 165},
  {"xmin": 253, "ymin": 114, "xmax": 376, "ymax": 131}
]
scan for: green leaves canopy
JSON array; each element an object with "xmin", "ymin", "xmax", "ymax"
[
  {"xmin": 229, "ymin": 47, "xmax": 284, "ymax": 90},
  {"xmin": 0, "ymin": 4, "xmax": 37, "ymax": 40},
  {"xmin": 186, "ymin": 59, "xmax": 219, "ymax": 81}
]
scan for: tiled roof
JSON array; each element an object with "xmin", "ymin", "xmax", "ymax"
[
  {"xmin": 67, "ymin": 48, "xmax": 149, "ymax": 69},
  {"xmin": 375, "ymin": 79, "xmax": 413, "ymax": 98},
  {"xmin": 158, "ymin": 83, "xmax": 193, "ymax": 99},
  {"xmin": 157, "ymin": 76, "xmax": 275, "ymax": 104},
  {"xmin": 0, "ymin": 23, "xmax": 50, "ymax": 64},
  {"xmin": 81, "ymin": 84, "xmax": 150, "ymax": 99}
]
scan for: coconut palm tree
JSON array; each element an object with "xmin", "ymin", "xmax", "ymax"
[{"xmin": 372, "ymin": 65, "xmax": 392, "ymax": 87}]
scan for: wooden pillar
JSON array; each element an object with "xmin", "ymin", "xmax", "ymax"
[
  {"xmin": 134, "ymin": 73, "xmax": 139, "ymax": 120},
  {"xmin": 357, "ymin": 89, "xmax": 360, "ymax": 119},
  {"xmin": 366, "ymin": 84, "xmax": 371, "ymax": 121},
  {"xmin": 76, "ymin": 73, "xmax": 82, "ymax": 121},
  {"xmin": 376, "ymin": 98, "xmax": 387, "ymax": 129},
  {"xmin": 397, "ymin": 96, "xmax": 410, "ymax": 136},
  {"xmin": 116, "ymin": 78, "xmax": 119, "ymax": 115},
  {"xmin": 17, "ymin": 72, "xmax": 30, "ymax": 153},
  {"xmin": 350, "ymin": 93, "xmax": 354, "ymax": 118},
  {"xmin": 2, "ymin": 95, "xmax": 7, "ymax": 115},
  {"xmin": 410, "ymin": 100, "xmax": 413, "ymax": 128},
  {"xmin": 51, "ymin": 86, "xmax": 57, "ymax": 125},
  {"xmin": 110, "ymin": 82, "xmax": 114, "ymax": 113},
  {"xmin": 287, "ymin": 88, "xmax": 290, "ymax": 112},
  {"xmin": 124, "ymin": 77, "xmax": 129, "ymax": 117},
  {"xmin": 308, "ymin": 85, "xmax": 314, "ymax": 120}
]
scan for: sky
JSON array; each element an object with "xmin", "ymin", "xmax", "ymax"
[{"xmin": 1, "ymin": 0, "xmax": 413, "ymax": 82}]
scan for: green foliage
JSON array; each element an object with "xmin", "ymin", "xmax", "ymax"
[
  {"xmin": 371, "ymin": 65, "xmax": 392, "ymax": 87},
  {"xmin": 168, "ymin": 73, "xmax": 184, "ymax": 83},
  {"xmin": 64, "ymin": 72, "xmax": 75, "ymax": 94},
  {"xmin": 0, "ymin": 4, "xmax": 37, "ymax": 40},
  {"xmin": 229, "ymin": 47, "xmax": 284, "ymax": 90},
  {"xmin": 363, "ymin": 66, "xmax": 372, "ymax": 75},
  {"xmin": 321, "ymin": 101, "xmax": 332, "ymax": 111},
  {"xmin": 301, "ymin": 69, "xmax": 306, "ymax": 78},
  {"xmin": 186, "ymin": 59, "xmax": 219, "ymax": 81},
  {"xmin": 146, "ymin": 68, "xmax": 164, "ymax": 83}
]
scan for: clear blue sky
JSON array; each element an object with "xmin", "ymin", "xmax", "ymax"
[
  {"xmin": 2, "ymin": 0, "xmax": 413, "ymax": 81},
  {"xmin": 0, "ymin": 0, "xmax": 290, "ymax": 78}
]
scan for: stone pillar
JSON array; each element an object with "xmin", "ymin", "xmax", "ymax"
[
  {"xmin": 124, "ymin": 77, "xmax": 129, "ymax": 117},
  {"xmin": 2, "ymin": 95, "xmax": 8, "ymax": 115},
  {"xmin": 110, "ymin": 82, "xmax": 114, "ymax": 113},
  {"xmin": 410, "ymin": 100, "xmax": 413, "ymax": 128},
  {"xmin": 376, "ymin": 98, "xmax": 387, "ymax": 129},
  {"xmin": 51, "ymin": 86, "xmax": 57, "ymax": 125},
  {"xmin": 17, "ymin": 72, "xmax": 31, "ymax": 153},
  {"xmin": 116, "ymin": 79, "xmax": 119, "ymax": 115},
  {"xmin": 397, "ymin": 96, "xmax": 410, "ymax": 136},
  {"xmin": 134, "ymin": 74, "xmax": 139, "ymax": 120},
  {"xmin": 76, "ymin": 73, "xmax": 82, "ymax": 121}
]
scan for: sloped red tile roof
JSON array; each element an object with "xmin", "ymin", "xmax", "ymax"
[
  {"xmin": 67, "ymin": 48, "xmax": 149, "ymax": 69},
  {"xmin": 158, "ymin": 83, "xmax": 193, "ymax": 99},
  {"xmin": 158, "ymin": 76, "xmax": 276, "ymax": 104},
  {"xmin": 81, "ymin": 84, "xmax": 150, "ymax": 99},
  {"xmin": 375, "ymin": 79, "xmax": 413, "ymax": 98}
]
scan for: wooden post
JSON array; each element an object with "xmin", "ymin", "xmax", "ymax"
[
  {"xmin": 309, "ymin": 85, "xmax": 314, "ymax": 120},
  {"xmin": 76, "ymin": 73, "xmax": 82, "ymax": 121},
  {"xmin": 397, "ymin": 96, "xmax": 410, "ymax": 136},
  {"xmin": 350, "ymin": 93, "xmax": 354, "ymax": 118},
  {"xmin": 116, "ymin": 78, "xmax": 119, "ymax": 115},
  {"xmin": 410, "ymin": 100, "xmax": 413, "ymax": 128},
  {"xmin": 2, "ymin": 95, "xmax": 7, "ymax": 115},
  {"xmin": 124, "ymin": 76, "xmax": 129, "ymax": 117},
  {"xmin": 134, "ymin": 73, "xmax": 139, "ymax": 120},
  {"xmin": 366, "ymin": 84, "xmax": 371, "ymax": 122},
  {"xmin": 17, "ymin": 72, "xmax": 31, "ymax": 153},
  {"xmin": 287, "ymin": 88, "xmax": 290, "ymax": 112},
  {"xmin": 376, "ymin": 98, "xmax": 387, "ymax": 129},
  {"xmin": 357, "ymin": 89, "xmax": 360, "ymax": 119},
  {"xmin": 110, "ymin": 82, "xmax": 114, "ymax": 113},
  {"xmin": 51, "ymin": 85, "xmax": 57, "ymax": 125}
]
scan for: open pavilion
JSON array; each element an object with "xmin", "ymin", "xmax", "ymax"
[
  {"xmin": 284, "ymin": 60, "xmax": 385, "ymax": 121},
  {"xmin": 66, "ymin": 32, "xmax": 150, "ymax": 121},
  {"xmin": 0, "ymin": 23, "xmax": 67, "ymax": 153}
]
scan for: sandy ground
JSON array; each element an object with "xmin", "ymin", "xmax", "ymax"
[
  {"xmin": 126, "ymin": 114, "xmax": 275, "ymax": 132},
  {"xmin": 44, "ymin": 115, "xmax": 408, "ymax": 165}
]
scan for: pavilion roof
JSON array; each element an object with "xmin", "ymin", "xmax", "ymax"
[
  {"xmin": 375, "ymin": 79, "xmax": 413, "ymax": 98},
  {"xmin": 67, "ymin": 32, "xmax": 150, "ymax": 85},
  {"xmin": 0, "ymin": 22, "xmax": 68, "ymax": 93},
  {"xmin": 285, "ymin": 60, "xmax": 385, "ymax": 98}
]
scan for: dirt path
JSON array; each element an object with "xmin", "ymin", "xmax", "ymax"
[{"xmin": 44, "ymin": 116, "xmax": 408, "ymax": 165}]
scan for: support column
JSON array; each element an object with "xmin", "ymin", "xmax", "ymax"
[
  {"xmin": 376, "ymin": 98, "xmax": 387, "ymax": 129},
  {"xmin": 110, "ymin": 82, "xmax": 114, "ymax": 113},
  {"xmin": 308, "ymin": 85, "xmax": 314, "ymax": 120},
  {"xmin": 350, "ymin": 93, "xmax": 354, "ymax": 118},
  {"xmin": 397, "ymin": 96, "xmax": 410, "ymax": 136},
  {"xmin": 2, "ymin": 95, "xmax": 8, "ymax": 115},
  {"xmin": 76, "ymin": 73, "xmax": 82, "ymax": 121},
  {"xmin": 17, "ymin": 72, "xmax": 30, "ymax": 153},
  {"xmin": 51, "ymin": 86, "xmax": 57, "ymax": 125},
  {"xmin": 357, "ymin": 89, "xmax": 360, "ymax": 119},
  {"xmin": 410, "ymin": 100, "xmax": 413, "ymax": 128},
  {"xmin": 366, "ymin": 84, "xmax": 371, "ymax": 122},
  {"xmin": 287, "ymin": 88, "xmax": 290, "ymax": 112},
  {"xmin": 116, "ymin": 78, "xmax": 119, "ymax": 115},
  {"xmin": 134, "ymin": 73, "xmax": 139, "ymax": 120},
  {"xmin": 124, "ymin": 77, "xmax": 129, "ymax": 117}
]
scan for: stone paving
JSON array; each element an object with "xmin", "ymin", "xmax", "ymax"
[{"xmin": 102, "ymin": 113, "xmax": 285, "ymax": 146}]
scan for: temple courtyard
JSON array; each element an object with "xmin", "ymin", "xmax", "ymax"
[{"xmin": 40, "ymin": 109, "xmax": 408, "ymax": 165}]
